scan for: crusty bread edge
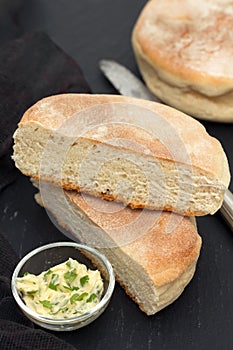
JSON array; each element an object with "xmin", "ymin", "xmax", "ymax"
[
  {"xmin": 132, "ymin": 18, "xmax": 233, "ymax": 122},
  {"xmin": 34, "ymin": 186, "xmax": 201, "ymax": 315}
]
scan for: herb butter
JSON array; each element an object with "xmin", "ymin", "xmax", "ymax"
[{"xmin": 16, "ymin": 258, "xmax": 104, "ymax": 319}]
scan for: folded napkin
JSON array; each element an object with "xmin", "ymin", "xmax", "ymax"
[{"xmin": 0, "ymin": 31, "xmax": 91, "ymax": 349}]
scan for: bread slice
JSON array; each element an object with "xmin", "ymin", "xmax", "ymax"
[
  {"xmin": 13, "ymin": 94, "xmax": 230, "ymax": 216},
  {"xmin": 33, "ymin": 181, "xmax": 202, "ymax": 315},
  {"xmin": 132, "ymin": 0, "xmax": 233, "ymax": 122}
]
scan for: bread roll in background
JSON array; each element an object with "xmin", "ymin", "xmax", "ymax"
[
  {"xmin": 13, "ymin": 94, "xmax": 230, "ymax": 216},
  {"xmin": 33, "ymin": 181, "xmax": 201, "ymax": 316},
  {"xmin": 132, "ymin": 0, "xmax": 233, "ymax": 122}
]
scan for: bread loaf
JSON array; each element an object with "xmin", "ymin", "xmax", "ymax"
[
  {"xmin": 132, "ymin": 0, "xmax": 233, "ymax": 122},
  {"xmin": 13, "ymin": 94, "xmax": 230, "ymax": 216},
  {"xmin": 34, "ymin": 181, "xmax": 202, "ymax": 315}
]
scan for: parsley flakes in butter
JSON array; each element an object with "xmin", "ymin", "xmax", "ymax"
[{"xmin": 16, "ymin": 258, "xmax": 104, "ymax": 319}]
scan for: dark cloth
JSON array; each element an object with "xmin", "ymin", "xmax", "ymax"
[
  {"xmin": 0, "ymin": 31, "xmax": 91, "ymax": 349},
  {"xmin": 0, "ymin": 152, "xmax": 19, "ymax": 193},
  {"xmin": 0, "ymin": 31, "xmax": 91, "ymax": 193},
  {"xmin": 0, "ymin": 31, "xmax": 90, "ymax": 157}
]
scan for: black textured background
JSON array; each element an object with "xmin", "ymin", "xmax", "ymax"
[{"xmin": 1, "ymin": 1, "xmax": 233, "ymax": 349}]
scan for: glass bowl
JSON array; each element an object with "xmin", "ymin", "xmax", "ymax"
[{"xmin": 11, "ymin": 242, "xmax": 115, "ymax": 331}]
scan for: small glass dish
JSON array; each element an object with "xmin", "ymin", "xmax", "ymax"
[{"xmin": 11, "ymin": 242, "xmax": 115, "ymax": 331}]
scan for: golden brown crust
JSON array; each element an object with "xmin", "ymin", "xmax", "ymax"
[
  {"xmin": 18, "ymin": 93, "xmax": 230, "ymax": 187},
  {"xmin": 132, "ymin": 0, "xmax": 233, "ymax": 122},
  {"xmin": 34, "ymin": 182, "xmax": 201, "ymax": 314},
  {"xmin": 40, "ymin": 190, "xmax": 200, "ymax": 314},
  {"xmin": 132, "ymin": 40, "xmax": 233, "ymax": 122},
  {"xmin": 65, "ymin": 190, "xmax": 202, "ymax": 287},
  {"xmin": 133, "ymin": 0, "xmax": 233, "ymax": 96}
]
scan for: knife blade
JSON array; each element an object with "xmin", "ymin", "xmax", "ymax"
[
  {"xmin": 99, "ymin": 59, "xmax": 160, "ymax": 102},
  {"xmin": 99, "ymin": 59, "xmax": 233, "ymax": 230}
]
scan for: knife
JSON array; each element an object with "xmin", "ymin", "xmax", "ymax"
[{"xmin": 99, "ymin": 59, "xmax": 233, "ymax": 230}]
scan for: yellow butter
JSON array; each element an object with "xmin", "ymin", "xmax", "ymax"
[{"xmin": 16, "ymin": 258, "xmax": 104, "ymax": 319}]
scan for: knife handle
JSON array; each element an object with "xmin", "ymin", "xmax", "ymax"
[{"xmin": 220, "ymin": 189, "xmax": 233, "ymax": 230}]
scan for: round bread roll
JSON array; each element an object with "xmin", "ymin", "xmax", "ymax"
[
  {"xmin": 33, "ymin": 181, "xmax": 202, "ymax": 316},
  {"xmin": 132, "ymin": 0, "xmax": 233, "ymax": 122},
  {"xmin": 13, "ymin": 94, "xmax": 230, "ymax": 216}
]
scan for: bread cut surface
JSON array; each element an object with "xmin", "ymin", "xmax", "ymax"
[
  {"xmin": 13, "ymin": 94, "xmax": 230, "ymax": 215},
  {"xmin": 132, "ymin": 0, "xmax": 233, "ymax": 122},
  {"xmin": 34, "ymin": 182, "xmax": 202, "ymax": 315}
]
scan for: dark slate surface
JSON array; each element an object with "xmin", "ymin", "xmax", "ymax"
[{"xmin": 1, "ymin": 1, "xmax": 233, "ymax": 349}]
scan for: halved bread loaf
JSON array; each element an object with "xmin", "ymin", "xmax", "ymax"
[
  {"xmin": 34, "ymin": 181, "xmax": 202, "ymax": 315},
  {"xmin": 132, "ymin": 0, "xmax": 233, "ymax": 122},
  {"xmin": 13, "ymin": 94, "xmax": 230, "ymax": 216}
]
